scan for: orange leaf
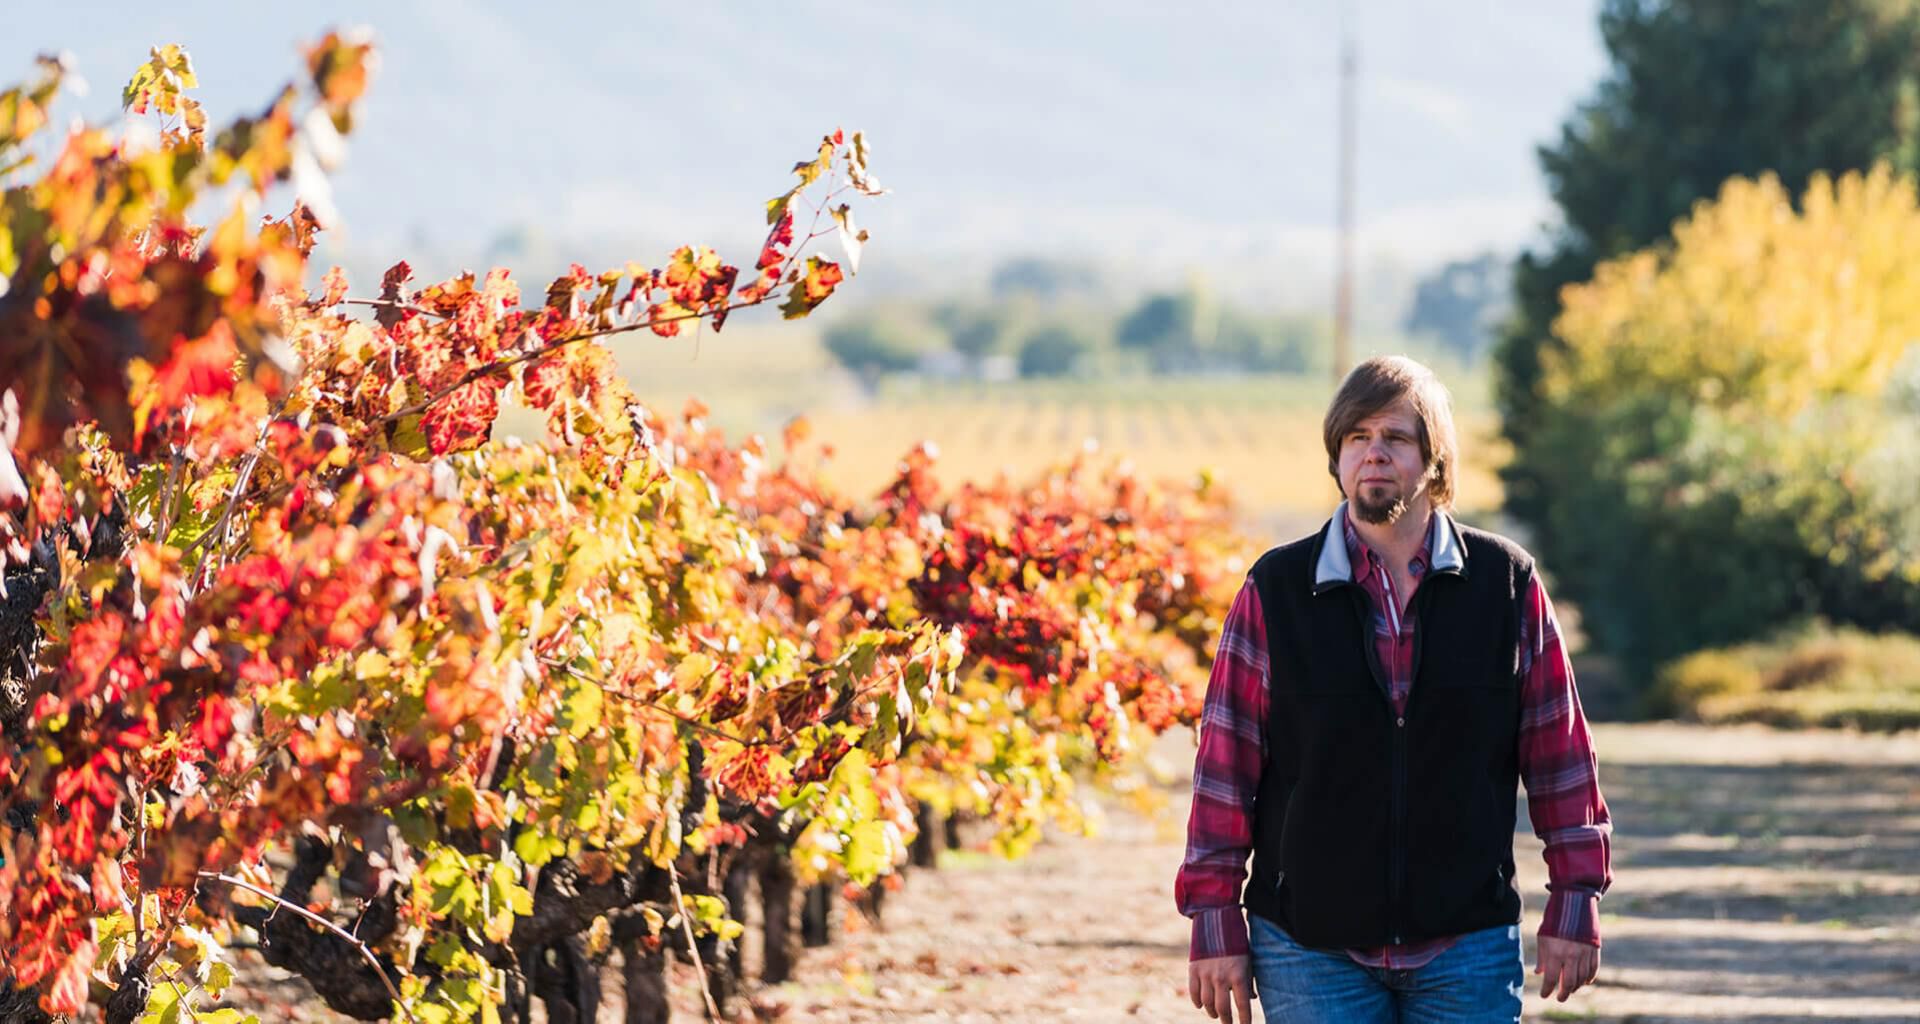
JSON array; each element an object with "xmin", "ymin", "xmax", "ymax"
[
  {"xmin": 646, "ymin": 300, "xmax": 694, "ymax": 338},
  {"xmin": 305, "ymin": 31, "xmax": 375, "ymax": 132},
  {"xmin": 778, "ymin": 258, "xmax": 844, "ymax": 320},
  {"xmin": 319, "ymin": 265, "xmax": 349, "ymax": 307}
]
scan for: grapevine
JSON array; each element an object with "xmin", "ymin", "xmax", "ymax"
[{"xmin": 0, "ymin": 37, "xmax": 1247, "ymax": 1022}]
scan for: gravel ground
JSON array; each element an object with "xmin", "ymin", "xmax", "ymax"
[{"xmin": 222, "ymin": 722, "xmax": 1920, "ymax": 1022}]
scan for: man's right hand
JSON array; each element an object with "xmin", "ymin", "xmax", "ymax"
[{"xmin": 1188, "ymin": 955, "xmax": 1256, "ymax": 1023}]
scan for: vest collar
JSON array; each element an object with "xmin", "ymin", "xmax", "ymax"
[{"xmin": 1312, "ymin": 502, "xmax": 1467, "ymax": 593}]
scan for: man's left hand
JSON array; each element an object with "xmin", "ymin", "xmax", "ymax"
[{"xmin": 1535, "ymin": 935, "xmax": 1599, "ymax": 1002}]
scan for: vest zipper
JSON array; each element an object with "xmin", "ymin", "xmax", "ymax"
[
  {"xmin": 1390, "ymin": 580, "xmax": 1439, "ymax": 946},
  {"xmin": 1350, "ymin": 585, "xmax": 1403, "ymax": 943},
  {"xmin": 1390, "ymin": 714, "xmax": 1405, "ymax": 945}
]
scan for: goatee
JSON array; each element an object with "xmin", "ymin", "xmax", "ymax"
[{"xmin": 1352, "ymin": 490, "xmax": 1408, "ymax": 525}]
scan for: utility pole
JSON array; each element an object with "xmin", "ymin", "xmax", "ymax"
[{"xmin": 1333, "ymin": 25, "xmax": 1356, "ymax": 385}]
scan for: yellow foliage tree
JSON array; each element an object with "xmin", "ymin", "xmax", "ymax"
[
  {"xmin": 1528, "ymin": 165, "xmax": 1920, "ymax": 675},
  {"xmin": 1549, "ymin": 164, "xmax": 1920, "ymax": 415}
]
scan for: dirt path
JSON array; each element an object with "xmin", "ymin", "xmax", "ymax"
[
  {"xmin": 225, "ymin": 722, "xmax": 1920, "ymax": 1022},
  {"xmin": 734, "ymin": 722, "xmax": 1920, "ymax": 1023}
]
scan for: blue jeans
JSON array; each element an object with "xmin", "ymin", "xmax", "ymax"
[{"xmin": 1248, "ymin": 915, "xmax": 1524, "ymax": 1023}]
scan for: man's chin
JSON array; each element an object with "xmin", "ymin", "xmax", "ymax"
[{"xmin": 1352, "ymin": 495, "xmax": 1407, "ymax": 525}]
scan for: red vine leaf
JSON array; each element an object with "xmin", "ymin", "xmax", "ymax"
[{"xmin": 420, "ymin": 378, "xmax": 501, "ymax": 456}]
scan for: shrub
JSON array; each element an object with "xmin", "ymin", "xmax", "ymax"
[{"xmin": 1654, "ymin": 625, "xmax": 1920, "ymax": 731}]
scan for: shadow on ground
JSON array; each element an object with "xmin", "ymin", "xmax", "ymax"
[{"xmin": 1507, "ymin": 724, "xmax": 1920, "ymax": 1022}]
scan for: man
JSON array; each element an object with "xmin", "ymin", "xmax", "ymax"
[{"xmin": 1176, "ymin": 356, "xmax": 1612, "ymax": 1023}]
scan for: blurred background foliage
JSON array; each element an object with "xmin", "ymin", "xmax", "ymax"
[
  {"xmin": 820, "ymin": 284, "xmax": 1324, "ymax": 383},
  {"xmin": 1496, "ymin": 0, "xmax": 1920, "ymax": 725}
]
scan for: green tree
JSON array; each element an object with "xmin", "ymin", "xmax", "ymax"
[
  {"xmin": 1119, "ymin": 286, "xmax": 1244, "ymax": 373},
  {"xmin": 1535, "ymin": 168, "xmax": 1920, "ymax": 678},
  {"xmin": 1404, "ymin": 251, "xmax": 1509, "ymax": 362},
  {"xmin": 822, "ymin": 312, "xmax": 941, "ymax": 377},
  {"xmin": 1215, "ymin": 312, "xmax": 1318, "ymax": 374},
  {"xmin": 1018, "ymin": 323, "xmax": 1096, "ymax": 377},
  {"xmin": 1497, "ymin": 0, "xmax": 1920, "ymax": 538},
  {"xmin": 1116, "ymin": 292, "xmax": 1200, "ymax": 371},
  {"xmin": 932, "ymin": 301, "xmax": 1014, "ymax": 359}
]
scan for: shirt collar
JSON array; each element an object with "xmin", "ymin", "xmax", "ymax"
[{"xmin": 1315, "ymin": 501, "xmax": 1466, "ymax": 587}]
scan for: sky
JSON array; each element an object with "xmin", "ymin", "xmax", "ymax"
[{"xmin": 3, "ymin": 1, "xmax": 1608, "ymax": 317}]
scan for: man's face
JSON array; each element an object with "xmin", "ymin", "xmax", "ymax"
[{"xmin": 1336, "ymin": 402, "xmax": 1433, "ymax": 526}]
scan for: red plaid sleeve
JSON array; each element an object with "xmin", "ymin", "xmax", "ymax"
[
  {"xmin": 1174, "ymin": 579, "xmax": 1268, "ymax": 961},
  {"xmin": 1517, "ymin": 572, "xmax": 1614, "ymax": 946}
]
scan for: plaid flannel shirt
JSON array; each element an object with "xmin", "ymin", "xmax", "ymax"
[{"xmin": 1174, "ymin": 508, "xmax": 1612, "ymax": 966}]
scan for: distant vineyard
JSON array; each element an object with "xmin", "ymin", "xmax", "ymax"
[
  {"xmin": 499, "ymin": 324, "xmax": 1506, "ymax": 529},
  {"xmin": 801, "ymin": 394, "xmax": 1510, "ymax": 528}
]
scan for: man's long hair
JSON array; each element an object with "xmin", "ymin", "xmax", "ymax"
[{"xmin": 1321, "ymin": 355, "xmax": 1460, "ymax": 511}]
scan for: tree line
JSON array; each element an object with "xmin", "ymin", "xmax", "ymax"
[{"xmin": 1497, "ymin": 0, "xmax": 1920, "ymax": 706}]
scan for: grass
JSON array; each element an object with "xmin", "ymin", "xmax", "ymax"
[{"xmin": 1654, "ymin": 624, "xmax": 1920, "ymax": 732}]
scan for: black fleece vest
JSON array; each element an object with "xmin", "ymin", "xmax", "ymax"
[{"xmin": 1240, "ymin": 518, "xmax": 1534, "ymax": 949}]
